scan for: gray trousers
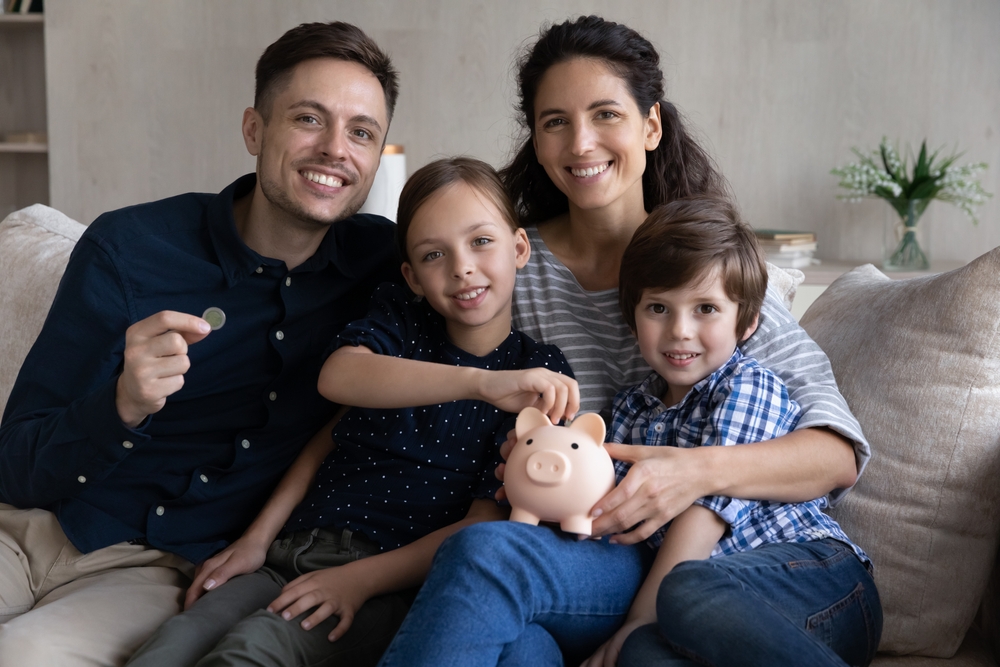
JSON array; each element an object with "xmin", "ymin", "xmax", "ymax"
[{"xmin": 125, "ymin": 528, "xmax": 417, "ymax": 667}]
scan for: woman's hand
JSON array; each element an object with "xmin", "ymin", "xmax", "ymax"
[
  {"xmin": 185, "ymin": 533, "xmax": 270, "ymax": 609},
  {"xmin": 476, "ymin": 368, "xmax": 579, "ymax": 423},
  {"xmin": 267, "ymin": 565, "xmax": 373, "ymax": 641},
  {"xmin": 493, "ymin": 428, "xmax": 517, "ymax": 502},
  {"xmin": 591, "ymin": 444, "xmax": 711, "ymax": 543},
  {"xmin": 580, "ymin": 618, "xmax": 649, "ymax": 667}
]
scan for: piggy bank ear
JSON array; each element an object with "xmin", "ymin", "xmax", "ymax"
[
  {"xmin": 516, "ymin": 407, "xmax": 552, "ymax": 439},
  {"xmin": 568, "ymin": 412, "xmax": 605, "ymax": 445}
]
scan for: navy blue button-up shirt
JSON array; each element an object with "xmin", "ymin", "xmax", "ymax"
[{"xmin": 0, "ymin": 174, "xmax": 400, "ymax": 563}]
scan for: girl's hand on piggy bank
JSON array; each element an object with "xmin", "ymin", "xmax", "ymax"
[{"xmin": 475, "ymin": 368, "xmax": 579, "ymax": 423}]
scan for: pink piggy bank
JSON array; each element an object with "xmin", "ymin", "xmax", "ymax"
[{"xmin": 504, "ymin": 407, "xmax": 616, "ymax": 536}]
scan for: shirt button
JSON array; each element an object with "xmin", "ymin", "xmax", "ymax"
[
  {"xmin": 122, "ymin": 440, "xmax": 134, "ymax": 449},
  {"xmin": 653, "ymin": 423, "xmax": 665, "ymax": 433},
  {"xmin": 285, "ymin": 276, "xmax": 292, "ymax": 287},
  {"xmin": 77, "ymin": 475, "xmax": 86, "ymax": 483},
  {"xmin": 156, "ymin": 506, "xmax": 165, "ymax": 516},
  {"xmin": 255, "ymin": 266, "xmax": 263, "ymax": 274},
  {"xmin": 200, "ymin": 474, "xmax": 209, "ymax": 483},
  {"xmin": 275, "ymin": 331, "xmax": 284, "ymax": 341},
  {"xmin": 241, "ymin": 439, "xmax": 251, "ymax": 449},
  {"xmin": 269, "ymin": 391, "xmax": 277, "ymax": 401}
]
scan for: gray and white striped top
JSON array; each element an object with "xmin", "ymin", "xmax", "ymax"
[{"xmin": 512, "ymin": 227, "xmax": 870, "ymax": 502}]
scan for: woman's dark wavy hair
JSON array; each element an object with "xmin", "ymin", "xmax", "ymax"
[{"xmin": 501, "ymin": 15, "xmax": 728, "ymax": 224}]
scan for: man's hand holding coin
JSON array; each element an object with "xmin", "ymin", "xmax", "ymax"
[{"xmin": 115, "ymin": 310, "xmax": 213, "ymax": 428}]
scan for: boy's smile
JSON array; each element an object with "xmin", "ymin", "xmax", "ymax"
[
  {"xmin": 401, "ymin": 181, "xmax": 530, "ymax": 357},
  {"xmin": 633, "ymin": 267, "xmax": 758, "ymax": 406}
]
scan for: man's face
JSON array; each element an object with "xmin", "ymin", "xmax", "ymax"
[{"xmin": 244, "ymin": 58, "xmax": 389, "ymax": 228}]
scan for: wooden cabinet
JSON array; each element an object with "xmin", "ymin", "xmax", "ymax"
[{"xmin": 0, "ymin": 12, "xmax": 47, "ymax": 218}]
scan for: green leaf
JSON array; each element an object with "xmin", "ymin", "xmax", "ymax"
[
  {"xmin": 914, "ymin": 141, "xmax": 930, "ymax": 181},
  {"xmin": 880, "ymin": 195, "xmax": 910, "ymax": 218},
  {"xmin": 909, "ymin": 180, "xmax": 941, "ymax": 200}
]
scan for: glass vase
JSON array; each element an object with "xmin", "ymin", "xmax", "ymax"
[{"xmin": 883, "ymin": 198, "xmax": 930, "ymax": 271}]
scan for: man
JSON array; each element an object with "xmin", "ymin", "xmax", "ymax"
[{"xmin": 0, "ymin": 21, "xmax": 400, "ymax": 666}]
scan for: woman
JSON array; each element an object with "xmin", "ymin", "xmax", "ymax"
[{"xmin": 377, "ymin": 15, "xmax": 874, "ymax": 667}]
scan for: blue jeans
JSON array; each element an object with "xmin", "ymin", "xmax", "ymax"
[
  {"xmin": 376, "ymin": 521, "xmax": 653, "ymax": 667},
  {"xmin": 619, "ymin": 539, "xmax": 882, "ymax": 667}
]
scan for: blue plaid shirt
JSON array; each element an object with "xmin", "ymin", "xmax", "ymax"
[{"xmin": 610, "ymin": 349, "xmax": 869, "ymax": 566}]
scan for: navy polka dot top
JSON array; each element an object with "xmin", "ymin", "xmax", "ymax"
[{"xmin": 285, "ymin": 283, "xmax": 573, "ymax": 550}]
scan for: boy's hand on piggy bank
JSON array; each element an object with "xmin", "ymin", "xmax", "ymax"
[{"xmin": 475, "ymin": 368, "xmax": 579, "ymax": 423}]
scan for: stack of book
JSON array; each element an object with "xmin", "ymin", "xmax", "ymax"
[{"xmin": 754, "ymin": 229, "xmax": 817, "ymax": 269}]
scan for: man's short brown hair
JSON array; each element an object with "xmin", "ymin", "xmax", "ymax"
[
  {"xmin": 619, "ymin": 196, "xmax": 767, "ymax": 339},
  {"xmin": 255, "ymin": 22, "xmax": 399, "ymax": 123}
]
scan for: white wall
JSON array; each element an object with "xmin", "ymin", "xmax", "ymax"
[{"xmin": 45, "ymin": 0, "xmax": 1000, "ymax": 263}]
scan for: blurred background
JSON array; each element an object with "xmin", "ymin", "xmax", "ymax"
[{"xmin": 12, "ymin": 0, "xmax": 998, "ymax": 263}]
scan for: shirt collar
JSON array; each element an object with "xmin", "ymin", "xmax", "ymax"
[
  {"xmin": 628, "ymin": 347, "xmax": 745, "ymax": 411},
  {"xmin": 206, "ymin": 173, "xmax": 343, "ymax": 286}
]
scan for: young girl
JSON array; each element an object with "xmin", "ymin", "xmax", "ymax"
[{"xmin": 124, "ymin": 157, "xmax": 578, "ymax": 667}]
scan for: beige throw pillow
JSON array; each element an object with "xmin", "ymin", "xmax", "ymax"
[
  {"xmin": 0, "ymin": 205, "xmax": 84, "ymax": 414},
  {"xmin": 799, "ymin": 248, "xmax": 1000, "ymax": 658}
]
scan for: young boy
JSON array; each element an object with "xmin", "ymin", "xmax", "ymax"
[
  {"xmin": 589, "ymin": 196, "xmax": 881, "ymax": 667},
  {"xmin": 125, "ymin": 157, "xmax": 578, "ymax": 667}
]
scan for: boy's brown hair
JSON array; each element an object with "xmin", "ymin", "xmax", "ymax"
[
  {"xmin": 619, "ymin": 196, "xmax": 767, "ymax": 339},
  {"xmin": 396, "ymin": 157, "xmax": 519, "ymax": 262}
]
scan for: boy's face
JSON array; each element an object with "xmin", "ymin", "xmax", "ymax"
[
  {"xmin": 401, "ymin": 181, "xmax": 530, "ymax": 353},
  {"xmin": 633, "ymin": 267, "xmax": 758, "ymax": 406}
]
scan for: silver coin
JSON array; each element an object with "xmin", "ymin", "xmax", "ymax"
[{"xmin": 202, "ymin": 307, "xmax": 226, "ymax": 331}]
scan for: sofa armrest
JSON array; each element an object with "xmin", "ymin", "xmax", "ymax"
[{"xmin": 0, "ymin": 205, "xmax": 85, "ymax": 413}]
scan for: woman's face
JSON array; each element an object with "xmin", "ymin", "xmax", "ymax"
[{"xmin": 532, "ymin": 58, "xmax": 662, "ymax": 216}]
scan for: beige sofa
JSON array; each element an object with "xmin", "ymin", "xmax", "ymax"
[{"xmin": 1, "ymin": 204, "xmax": 998, "ymax": 665}]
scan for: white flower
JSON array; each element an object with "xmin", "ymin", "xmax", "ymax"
[{"xmin": 832, "ymin": 139, "xmax": 992, "ymax": 223}]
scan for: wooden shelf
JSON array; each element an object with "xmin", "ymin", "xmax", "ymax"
[
  {"xmin": 0, "ymin": 14, "xmax": 43, "ymax": 25},
  {"xmin": 0, "ymin": 10, "xmax": 48, "ymax": 212},
  {"xmin": 799, "ymin": 259, "xmax": 966, "ymax": 286},
  {"xmin": 789, "ymin": 258, "xmax": 968, "ymax": 320},
  {"xmin": 0, "ymin": 141, "xmax": 47, "ymax": 153}
]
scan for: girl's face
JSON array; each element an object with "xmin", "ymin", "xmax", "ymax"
[
  {"xmin": 401, "ymin": 181, "xmax": 530, "ymax": 353},
  {"xmin": 532, "ymin": 58, "xmax": 662, "ymax": 217}
]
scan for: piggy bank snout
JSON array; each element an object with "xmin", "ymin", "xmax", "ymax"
[{"xmin": 525, "ymin": 450, "xmax": 571, "ymax": 486}]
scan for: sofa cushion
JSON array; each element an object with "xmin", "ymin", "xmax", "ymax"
[
  {"xmin": 799, "ymin": 248, "xmax": 1000, "ymax": 658},
  {"xmin": 0, "ymin": 205, "xmax": 84, "ymax": 414}
]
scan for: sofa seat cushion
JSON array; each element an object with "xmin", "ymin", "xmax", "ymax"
[
  {"xmin": 871, "ymin": 626, "xmax": 995, "ymax": 666},
  {"xmin": 0, "ymin": 205, "xmax": 84, "ymax": 413},
  {"xmin": 800, "ymin": 248, "xmax": 1000, "ymax": 658}
]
